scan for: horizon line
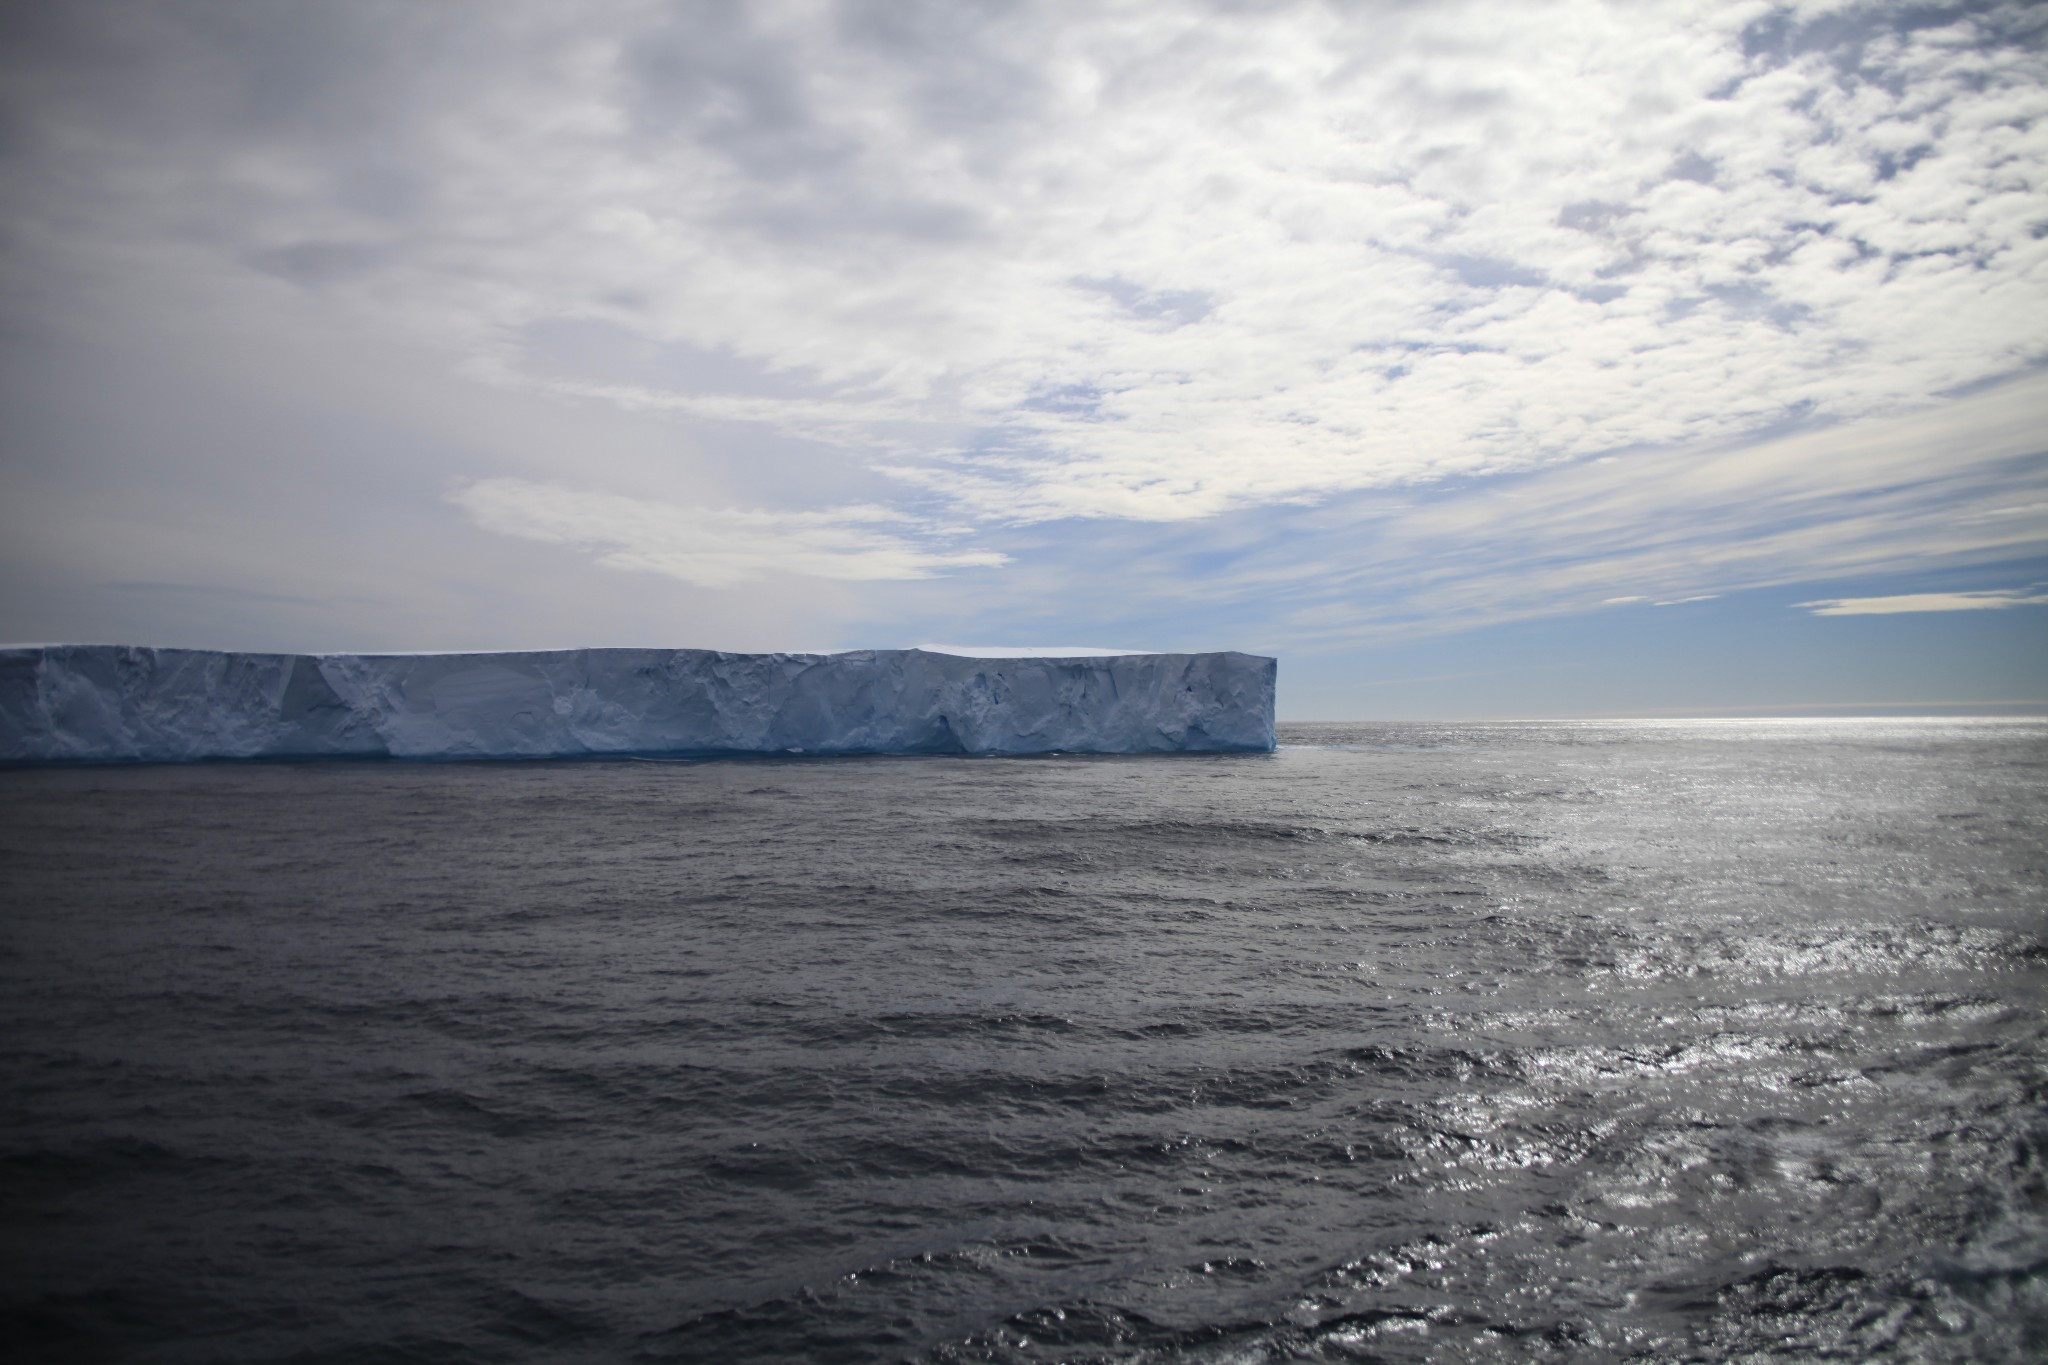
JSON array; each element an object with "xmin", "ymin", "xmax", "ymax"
[{"xmin": 1279, "ymin": 704, "xmax": 2048, "ymax": 723}]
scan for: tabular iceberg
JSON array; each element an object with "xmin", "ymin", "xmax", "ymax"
[{"xmin": 0, "ymin": 645, "xmax": 1276, "ymax": 765}]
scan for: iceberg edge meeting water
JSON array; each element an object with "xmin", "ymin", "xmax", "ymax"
[{"xmin": 0, "ymin": 645, "xmax": 1277, "ymax": 765}]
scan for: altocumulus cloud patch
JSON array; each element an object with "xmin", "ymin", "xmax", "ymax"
[{"xmin": 10, "ymin": 1, "xmax": 2043, "ymax": 522}]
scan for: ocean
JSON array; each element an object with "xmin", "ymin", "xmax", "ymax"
[{"xmin": 1, "ymin": 719, "xmax": 2043, "ymax": 1363}]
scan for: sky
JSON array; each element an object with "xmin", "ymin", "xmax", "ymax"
[{"xmin": 0, "ymin": 0, "xmax": 2043, "ymax": 718}]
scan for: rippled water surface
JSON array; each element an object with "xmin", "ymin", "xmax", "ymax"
[{"xmin": 2, "ymin": 719, "xmax": 2044, "ymax": 1362}]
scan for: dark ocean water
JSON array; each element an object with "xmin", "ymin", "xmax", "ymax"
[{"xmin": 1, "ymin": 719, "xmax": 2043, "ymax": 1364}]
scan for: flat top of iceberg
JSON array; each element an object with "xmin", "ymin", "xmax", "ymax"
[
  {"xmin": 912, "ymin": 644, "xmax": 1159, "ymax": 658},
  {"xmin": 3, "ymin": 644, "xmax": 1181, "ymax": 659}
]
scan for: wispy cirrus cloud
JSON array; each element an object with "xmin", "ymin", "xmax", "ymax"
[
  {"xmin": 969, "ymin": 371, "xmax": 2048, "ymax": 649},
  {"xmin": 1284, "ymin": 371, "xmax": 2048, "ymax": 640},
  {"xmin": 451, "ymin": 479, "xmax": 1005, "ymax": 589}
]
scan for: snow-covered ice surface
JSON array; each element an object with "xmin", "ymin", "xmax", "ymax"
[
  {"xmin": 0, "ymin": 645, "xmax": 1276, "ymax": 764},
  {"xmin": 913, "ymin": 644, "xmax": 1151, "ymax": 658}
]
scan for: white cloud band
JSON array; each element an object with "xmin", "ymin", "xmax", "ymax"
[
  {"xmin": 451, "ymin": 479, "xmax": 1006, "ymax": 588},
  {"xmin": 1796, "ymin": 589, "xmax": 2048, "ymax": 616}
]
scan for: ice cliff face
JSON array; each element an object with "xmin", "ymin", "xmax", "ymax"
[{"xmin": 0, "ymin": 646, "xmax": 1276, "ymax": 764}]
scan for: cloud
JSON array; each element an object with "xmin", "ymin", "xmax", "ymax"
[
  {"xmin": 5, "ymin": 0, "xmax": 2044, "ymax": 529},
  {"xmin": 961, "ymin": 370, "xmax": 2048, "ymax": 649},
  {"xmin": 451, "ymin": 479, "xmax": 1006, "ymax": 588},
  {"xmin": 1796, "ymin": 588, "xmax": 2048, "ymax": 616},
  {"xmin": 4, "ymin": 1, "xmax": 2048, "ymax": 665},
  {"xmin": 1288, "ymin": 371, "xmax": 2048, "ymax": 637}
]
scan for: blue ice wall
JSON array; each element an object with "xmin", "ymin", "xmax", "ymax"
[{"xmin": 0, "ymin": 646, "xmax": 1277, "ymax": 764}]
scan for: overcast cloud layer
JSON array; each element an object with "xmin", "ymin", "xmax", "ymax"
[{"xmin": 0, "ymin": 0, "xmax": 2044, "ymax": 673}]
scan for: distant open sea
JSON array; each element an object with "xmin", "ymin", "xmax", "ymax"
[{"xmin": 2, "ymin": 719, "xmax": 2043, "ymax": 1363}]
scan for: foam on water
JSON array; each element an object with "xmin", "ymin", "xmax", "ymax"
[{"xmin": 0, "ymin": 719, "xmax": 2042, "ymax": 1362}]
